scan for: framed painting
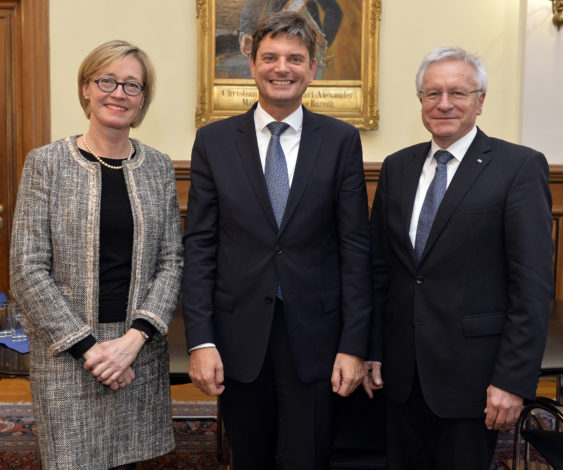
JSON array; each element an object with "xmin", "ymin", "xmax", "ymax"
[{"xmin": 195, "ymin": 0, "xmax": 381, "ymax": 130}]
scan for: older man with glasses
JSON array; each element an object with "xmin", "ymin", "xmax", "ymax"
[{"xmin": 364, "ymin": 46, "xmax": 554, "ymax": 470}]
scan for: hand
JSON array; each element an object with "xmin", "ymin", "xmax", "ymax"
[
  {"xmin": 83, "ymin": 329, "xmax": 146, "ymax": 386},
  {"xmin": 189, "ymin": 347, "xmax": 225, "ymax": 397},
  {"xmin": 107, "ymin": 366, "xmax": 136, "ymax": 392},
  {"xmin": 484, "ymin": 384, "xmax": 524, "ymax": 430},
  {"xmin": 362, "ymin": 361, "xmax": 383, "ymax": 398},
  {"xmin": 331, "ymin": 353, "xmax": 364, "ymax": 397}
]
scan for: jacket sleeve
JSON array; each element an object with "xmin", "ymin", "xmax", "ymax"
[
  {"xmin": 181, "ymin": 129, "xmax": 219, "ymax": 350},
  {"xmin": 368, "ymin": 159, "xmax": 389, "ymax": 362},
  {"xmin": 490, "ymin": 151, "xmax": 554, "ymax": 400},
  {"xmin": 336, "ymin": 128, "xmax": 373, "ymax": 358},
  {"xmin": 9, "ymin": 149, "xmax": 94, "ymax": 355}
]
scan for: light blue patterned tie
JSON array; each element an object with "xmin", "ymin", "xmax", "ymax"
[
  {"xmin": 414, "ymin": 150, "xmax": 454, "ymax": 261},
  {"xmin": 265, "ymin": 121, "xmax": 290, "ymax": 227}
]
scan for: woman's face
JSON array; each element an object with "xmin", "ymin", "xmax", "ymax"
[{"xmin": 83, "ymin": 55, "xmax": 145, "ymax": 132}]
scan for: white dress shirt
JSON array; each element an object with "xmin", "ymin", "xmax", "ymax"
[{"xmin": 408, "ymin": 126, "xmax": 478, "ymax": 247}]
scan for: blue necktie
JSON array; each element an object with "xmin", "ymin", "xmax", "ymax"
[
  {"xmin": 414, "ymin": 150, "xmax": 454, "ymax": 261},
  {"xmin": 265, "ymin": 121, "xmax": 290, "ymax": 227}
]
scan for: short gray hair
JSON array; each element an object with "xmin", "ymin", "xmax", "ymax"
[{"xmin": 415, "ymin": 46, "xmax": 488, "ymax": 94}]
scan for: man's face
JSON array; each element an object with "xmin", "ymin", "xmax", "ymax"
[
  {"xmin": 249, "ymin": 32, "xmax": 317, "ymax": 120},
  {"xmin": 420, "ymin": 60, "xmax": 485, "ymax": 148}
]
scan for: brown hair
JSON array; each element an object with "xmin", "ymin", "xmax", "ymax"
[{"xmin": 251, "ymin": 11, "xmax": 317, "ymax": 66}]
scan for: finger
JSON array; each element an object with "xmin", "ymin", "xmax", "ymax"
[
  {"xmin": 372, "ymin": 365, "xmax": 384, "ymax": 388},
  {"xmin": 362, "ymin": 376, "xmax": 375, "ymax": 398},
  {"xmin": 501, "ymin": 405, "xmax": 521, "ymax": 429},
  {"xmin": 84, "ymin": 355, "xmax": 104, "ymax": 371},
  {"xmin": 103, "ymin": 369, "xmax": 127, "ymax": 386},
  {"xmin": 108, "ymin": 381, "xmax": 120, "ymax": 392},
  {"xmin": 331, "ymin": 368, "xmax": 342, "ymax": 393},
  {"xmin": 207, "ymin": 383, "xmax": 225, "ymax": 396},
  {"xmin": 337, "ymin": 377, "xmax": 356, "ymax": 397},
  {"xmin": 201, "ymin": 381, "xmax": 221, "ymax": 397},
  {"xmin": 123, "ymin": 368, "xmax": 135, "ymax": 384},
  {"xmin": 484, "ymin": 407, "xmax": 497, "ymax": 430},
  {"xmin": 91, "ymin": 362, "xmax": 114, "ymax": 379},
  {"xmin": 493, "ymin": 408, "xmax": 508, "ymax": 430},
  {"xmin": 215, "ymin": 363, "xmax": 224, "ymax": 387}
]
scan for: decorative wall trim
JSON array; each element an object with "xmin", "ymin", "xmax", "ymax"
[{"xmin": 174, "ymin": 161, "xmax": 563, "ymax": 299}]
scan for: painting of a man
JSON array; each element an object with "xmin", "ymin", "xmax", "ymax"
[{"xmin": 215, "ymin": 0, "xmax": 360, "ymax": 80}]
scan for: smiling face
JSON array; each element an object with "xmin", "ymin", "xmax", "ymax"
[
  {"xmin": 82, "ymin": 55, "xmax": 145, "ymax": 132},
  {"xmin": 420, "ymin": 60, "xmax": 486, "ymax": 148},
  {"xmin": 249, "ymin": 32, "xmax": 317, "ymax": 121}
]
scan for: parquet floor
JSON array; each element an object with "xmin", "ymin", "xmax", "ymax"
[
  {"xmin": 0, "ymin": 376, "xmax": 214, "ymax": 402},
  {"xmin": 0, "ymin": 375, "xmax": 557, "ymax": 403}
]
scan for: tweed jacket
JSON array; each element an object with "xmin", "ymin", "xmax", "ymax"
[{"xmin": 9, "ymin": 136, "xmax": 183, "ymax": 469}]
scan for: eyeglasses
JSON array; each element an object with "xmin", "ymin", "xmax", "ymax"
[
  {"xmin": 91, "ymin": 77, "xmax": 145, "ymax": 96},
  {"xmin": 418, "ymin": 89, "xmax": 482, "ymax": 102}
]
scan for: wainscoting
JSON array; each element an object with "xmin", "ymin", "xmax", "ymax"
[{"xmin": 174, "ymin": 162, "xmax": 563, "ymax": 301}]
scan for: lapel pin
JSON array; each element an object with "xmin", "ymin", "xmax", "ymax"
[{"xmin": 477, "ymin": 158, "xmax": 483, "ymax": 163}]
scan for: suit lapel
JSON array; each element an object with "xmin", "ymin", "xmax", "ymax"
[
  {"xmin": 402, "ymin": 144, "xmax": 430, "ymax": 262},
  {"xmin": 234, "ymin": 105, "xmax": 279, "ymax": 230},
  {"xmin": 278, "ymin": 107, "xmax": 322, "ymax": 235},
  {"xmin": 420, "ymin": 129, "xmax": 492, "ymax": 262}
]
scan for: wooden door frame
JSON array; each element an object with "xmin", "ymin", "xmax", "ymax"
[
  {"xmin": 0, "ymin": 0, "xmax": 50, "ymax": 292},
  {"xmin": 4, "ymin": 0, "xmax": 50, "ymax": 179}
]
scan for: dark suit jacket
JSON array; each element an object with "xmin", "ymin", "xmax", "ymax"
[
  {"xmin": 182, "ymin": 104, "xmax": 372, "ymax": 384},
  {"xmin": 370, "ymin": 128, "xmax": 554, "ymax": 418}
]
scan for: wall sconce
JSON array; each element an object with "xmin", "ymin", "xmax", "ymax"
[{"xmin": 551, "ymin": 0, "xmax": 563, "ymax": 29}]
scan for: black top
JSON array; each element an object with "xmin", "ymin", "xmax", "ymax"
[{"xmin": 67, "ymin": 149, "xmax": 155, "ymax": 359}]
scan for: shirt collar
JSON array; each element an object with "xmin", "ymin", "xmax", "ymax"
[
  {"xmin": 429, "ymin": 126, "xmax": 478, "ymax": 163},
  {"xmin": 255, "ymin": 103, "xmax": 303, "ymax": 133}
]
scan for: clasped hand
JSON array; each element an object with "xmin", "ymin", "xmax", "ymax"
[
  {"xmin": 331, "ymin": 353, "xmax": 365, "ymax": 397},
  {"xmin": 83, "ymin": 329, "xmax": 146, "ymax": 392}
]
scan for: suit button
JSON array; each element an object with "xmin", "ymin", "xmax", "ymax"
[
  {"xmin": 416, "ymin": 275, "xmax": 424, "ymax": 285},
  {"xmin": 275, "ymin": 246, "xmax": 283, "ymax": 255},
  {"xmin": 265, "ymin": 296, "xmax": 273, "ymax": 304}
]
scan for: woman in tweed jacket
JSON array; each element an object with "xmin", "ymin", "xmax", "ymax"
[{"xmin": 9, "ymin": 40, "xmax": 183, "ymax": 470}]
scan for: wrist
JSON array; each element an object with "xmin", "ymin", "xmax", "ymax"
[{"xmin": 127, "ymin": 328, "xmax": 148, "ymax": 348}]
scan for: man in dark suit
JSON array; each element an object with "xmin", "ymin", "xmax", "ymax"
[
  {"xmin": 182, "ymin": 11, "xmax": 373, "ymax": 470},
  {"xmin": 364, "ymin": 47, "xmax": 554, "ymax": 469}
]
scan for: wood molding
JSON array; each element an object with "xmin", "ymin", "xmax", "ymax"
[
  {"xmin": 174, "ymin": 161, "xmax": 563, "ymax": 299},
  {"xmin": 0, "ymin": 0, "xmax": 50, "ymax": 293},
  {"xmin": 550, "ymin": 164, "xmax": 563, "ymax": 182},
  {"xmin": 4, "ymin": 0, "xmax": 51, "ymax": 179},
  {"xmin": 174, "ymin": 161, "xmax": 563, "ymax": 182}
]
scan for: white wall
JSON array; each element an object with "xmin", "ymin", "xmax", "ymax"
[
  {"xmin": 50, "ymin": 0, "xmax": 533, "ymax": 163},
  {"xmin": 522, "ymin": 0, "xmax": 563, "ymax": 163}
]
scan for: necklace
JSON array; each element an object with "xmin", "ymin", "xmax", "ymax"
[{"xmin": 82, "ymin": 133, "xmax": 134, "ymax": 170}]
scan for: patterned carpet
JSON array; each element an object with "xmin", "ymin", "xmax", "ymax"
[
  {"xmin": 0, "ymin": 402, "xmax": 551, "ymax": 469},
  {"xmin": 0, "ymin": 402, "xmax": 227, "ymax": 469}
]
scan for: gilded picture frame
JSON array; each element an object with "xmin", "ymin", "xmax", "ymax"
[{"xmin": 195, "ymin": 0, "xmax": 381, "ymax": 130}]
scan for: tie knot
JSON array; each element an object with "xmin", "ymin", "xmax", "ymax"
[
  {"xmin": 434, "ymin": 150, "xmax": 454, "ymax": 166},
  {"xmin": 267, "ymin": 121, "xmax": 290, "ymax": 137}
]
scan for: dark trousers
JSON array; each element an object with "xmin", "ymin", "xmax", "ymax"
[
  {"xmin": 386, "ymin": 370, "xmax": 498, "ymax": 470},
  {"xmin": 219, "ymin": 300, "xmax": 333, "ymax": 470}
]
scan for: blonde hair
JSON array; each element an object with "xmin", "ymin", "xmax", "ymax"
[{"xmin": 78, "ymin": 40, "xmax": 155, "ymax": 128}]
